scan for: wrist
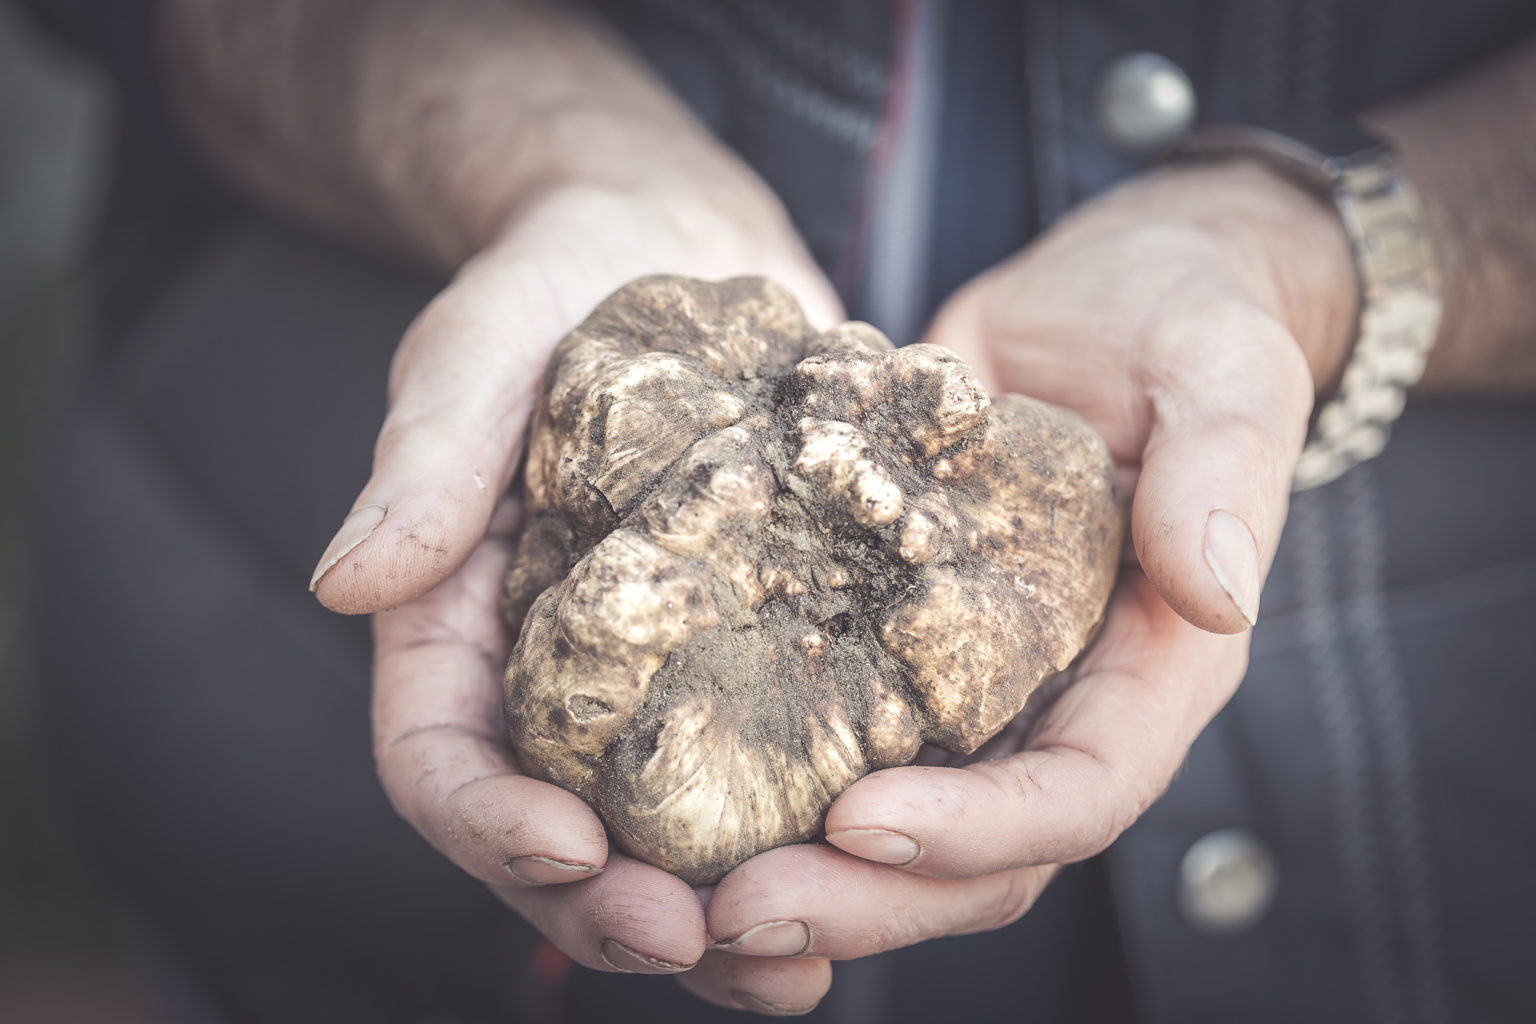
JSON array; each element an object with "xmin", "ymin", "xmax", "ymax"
[
  {"xmin": 465, "ymin": 168, "xmax": 840, "ymax": 336},
  {"xmin": 485, "ymin": 149, "xmax": 815, "ymax": 278},
  {"xmin": 351, "ymin": 0, "xmax": 770, "ymax": 269}
]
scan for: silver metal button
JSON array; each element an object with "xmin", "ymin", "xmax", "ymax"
[
  {"xmin": 1178, "ymin": 829, "xmax": 1277, "ymax": 933},
  {"xmin": 1096, "ymin": 52, "xmax": 1196, "ymax": 153}
]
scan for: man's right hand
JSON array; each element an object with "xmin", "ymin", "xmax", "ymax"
[
  {"xmin": 315, "ymin": 179, "xmax": 842, "ymax": 1003},
  {"xmin": 166, "ymin": 0, "xmax": 843, "ymax": 1008}
]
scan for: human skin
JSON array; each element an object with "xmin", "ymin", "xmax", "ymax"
[{"xmin": 164, "ymin": 0, "xmax": 1536, "ymax": 1014}]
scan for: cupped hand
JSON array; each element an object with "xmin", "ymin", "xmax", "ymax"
[
  {"xmin": 690, "ymin": 159, "xmax": 1361, "ymax": 1013},
  {"xmin": 314, "ymin": 179, "xmax": 842, "ymax": 990}
]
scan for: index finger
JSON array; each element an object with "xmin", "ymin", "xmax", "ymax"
[
  {"xmin": 824, "ymin": 571, "xmax": 1249, "ymax": 878},
  {"xmin": 372, "ymin": 497, "xmax": 608, "ymax": 886}
]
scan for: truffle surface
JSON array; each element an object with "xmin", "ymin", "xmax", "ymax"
[{"xmin": 503, "ymin": 276, "xmax": 1123, "ymax": 884}]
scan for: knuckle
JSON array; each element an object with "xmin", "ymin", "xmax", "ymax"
[
  {"xmin": 1143, "ymin": 299, "xmax": 1304, "ymax": 400},
  {"xmin": 993, "ymin": 757, "xmax": 1049, "ymax": 811},
  {"xmin": 1214, "ymin": 408, "xmax": 1300, "ymax": 481},
  {"xmin": 372, "ymin": 731, "xmax": 427, "ymax": 818},
  {"xmin": 1075, "ymin": 762, "xmax": 1173, "ymax": 861},
  {"xmin": 1073, "ymin": 812, "xmax": 1129, "ymax": 862},
  {"xmin": 389, "ymin": 291, "xmax": 458, "ymax": 398},
  {"xmin": 870, "ymin": 907, "xmax": 928, "ymax": 954},
  {"xmin": 973, "ymin": 870, "xmax": 1044, "ymax": 933},
  {"xmin": 370, "ymin": 412, "xmax": 417, "ymax": 468},
  {"xmin": 1050, "ymin": 744, "xmax": 1149, "ymax": 862}
]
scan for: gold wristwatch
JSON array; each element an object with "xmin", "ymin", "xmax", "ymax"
[{"xmin": 1180, "ymin": 122, "xmax": 1443, "ymax": 491}]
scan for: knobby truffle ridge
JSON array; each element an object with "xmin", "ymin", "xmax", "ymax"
[{"xmin": 502, "ymin": 275, "xmax": 1123, "ymax": 884}]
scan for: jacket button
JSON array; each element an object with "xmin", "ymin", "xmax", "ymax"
[
  {"xmin": 1178, "ymin": 829, "xmax": 1277, "ymax": 933},
  {"xmin": 1095, "ymin": 52, "xmax": 1196, "ymax": 153}
]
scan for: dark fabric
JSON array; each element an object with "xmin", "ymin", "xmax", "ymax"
[
  {"xmin": 923, "ymin": 0, "xmax": 1033, "ymax": 315},
  {"xmin": 1109, "ymin": 403, "xmax": 1536, "ymax": 1023}
]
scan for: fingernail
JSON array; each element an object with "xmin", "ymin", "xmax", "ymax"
[
  {"xmin": 598, "ymin": 938, "xmax": 691, "ymax": 974},
  {"xmin": 713, "ymin": 920, "xmax": 811, "ymax": 957},
  {"xmin": 1204, "ymin": 509, "xmax": 1260, "ymax": 626},
  {"xmin": 504, "ymin": 855, "xmax": 601, "ymax": 886},
  {"xmin": 731, "ymin": 990, "xmax": 816, "ymax": 1017},
  {"xmin": 309, "ymin": 504, "xmax": 387, "ymax": 591},
  {"xmin": 825, "ymin": 827, "xmax": 920, "ymax": 866}
]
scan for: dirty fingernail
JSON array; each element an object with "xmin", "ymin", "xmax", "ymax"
[
  {"xmin": 714, "ymin": 920, "xmax": 811, "ymax": 957},
  {"xmin": 1204, "ymin": 509, "xmax": 1260, "ymax": 626},
  {"xmin": 598, "ymin": 938, "xmax": 691, "ymax": 974},
  {"xmin": 504, "ymin": 855, "xmax": 601, "ymax": 886},
  {"xmin": 309, "ymin": 504, "xmax": 387, "ymax": 591},
  {"xmin": 825, "ymin": 828, "xmax": 920, "ymax": 866},
  {"xmin": 731, "ymin": 990, "xmax": 817, "ymax": 1017}
]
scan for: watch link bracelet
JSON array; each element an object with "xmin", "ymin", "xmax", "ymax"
[{"xmin": 1179, "ymin": 121, "xmax": 1443, "ymax": 491}]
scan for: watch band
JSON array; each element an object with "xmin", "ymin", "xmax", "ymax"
[{"xmin": 1179, "ymin": 125, "xmax": 1443, "ymax": 491}]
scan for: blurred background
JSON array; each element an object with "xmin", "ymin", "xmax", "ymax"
[{"xmin": 0, "ymin": 0, "xmax": 153, "ymax": 1018}]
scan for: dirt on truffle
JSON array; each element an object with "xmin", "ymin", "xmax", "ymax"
[{"xmin": 502, "ymin": 276, "xmax": 1124, "ymax": 884}]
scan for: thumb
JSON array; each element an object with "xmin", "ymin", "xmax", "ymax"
[
  {"xmin": 1131, "ymin": 301, "xmax": 1314, "ymax": 633},
  {"xmin": 310, "ymin": 257, "xmax": 566, "ymax": 614}
]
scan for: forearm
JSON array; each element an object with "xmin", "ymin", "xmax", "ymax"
[
  {"xmin": 162, "ymin": 0, "xmax": 765, "ymax": 268},
  {"xmin": 1366, "ymin": 38, "xmax": 1536, "ymax": 394}
]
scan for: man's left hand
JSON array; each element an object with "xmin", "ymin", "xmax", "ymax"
[{"xmin": 685, "ymin": 159, "xmax": 1359, "ymax": 1013}]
